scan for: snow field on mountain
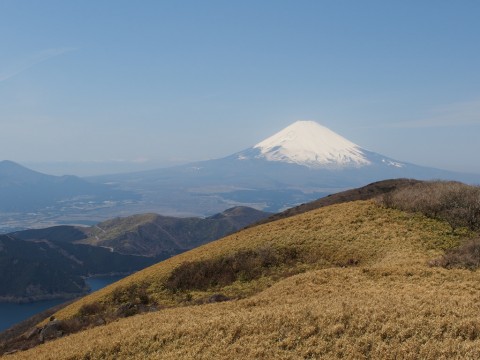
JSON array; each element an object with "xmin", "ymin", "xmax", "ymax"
[{"xmin": 253, "ymin": 120, "xmax": 371, "ymax": 168}]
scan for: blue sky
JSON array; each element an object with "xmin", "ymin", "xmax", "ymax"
[{"xmin": 1, "ymin": 1, "xmax": 479, "ymax": 175}]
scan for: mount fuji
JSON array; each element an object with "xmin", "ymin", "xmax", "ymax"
[
  {"xmin": 92, "ymin": 121, "xmax": 480, "ymax": 215},
  {"xmin": 237, "ymin": 121, "xmax": 394, "ymax": 169}
]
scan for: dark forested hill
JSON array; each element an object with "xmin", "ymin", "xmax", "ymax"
[
  {"xmin": 79, "ymin": 206, "xmax": 271, "ymax": 256},
  {"xmin": 0, "ymin": 235, "xmax": 162, "ymax": 303}
]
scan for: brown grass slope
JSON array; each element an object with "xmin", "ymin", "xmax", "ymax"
[
  {"xmin": 8, "ymin": 268, "xmax": 480, "ymax": 360},
  {"xmin": 4, "ymin": 200, "xmax": 479, "ymax": 359}
]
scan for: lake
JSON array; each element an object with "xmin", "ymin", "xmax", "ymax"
[{"xmin": 0, "ymin": 275, "xmax": 125, "ymax": 333}]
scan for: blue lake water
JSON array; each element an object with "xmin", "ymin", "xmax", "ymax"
[
  {"xmin": 85, "ymin": 275, "xmax": 125, "ymax": 292},
  {"xmin": 0, "ymin": 275, "xmax": 125, "ymax": 333}
]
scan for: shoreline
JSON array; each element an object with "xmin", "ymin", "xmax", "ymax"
[
  {"xmin": 0, "ymin": 272, "xmax": 132, "ymax": 304},
  {"xmin": 0, "ymin": 292, "xmax": 88, "ymax": 305}
]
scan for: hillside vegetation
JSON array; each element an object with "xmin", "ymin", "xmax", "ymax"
[
  {"xmin": 4, "ymin": 195, "xmax": 480, "ymax": 358},
  {"xmin": 382, "ymin": 180, "xmax": 480, "ymax": 232},
  {"xmin": 254, "ymin": 178, "xmax": 421, "ymax": 226}
]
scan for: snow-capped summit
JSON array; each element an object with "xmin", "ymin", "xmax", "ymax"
[{"xmin": 247, "ymin": 121, "xmax": 371, "ymax": 168}]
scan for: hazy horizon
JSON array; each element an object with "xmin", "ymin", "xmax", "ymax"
[{"xmin": 1, "ymin": 1, "xmax": 480, "ymax": 175}]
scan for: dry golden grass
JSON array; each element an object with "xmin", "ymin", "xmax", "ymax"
[
  {"xmin": 4, "ymin": 200, "xmax": 478, "ymax": 359},
  {"xmin": 6, "ymin": 267, "xmax": 480, "ymax": 359}
]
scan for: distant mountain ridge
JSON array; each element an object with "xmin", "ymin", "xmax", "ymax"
[
  {"xmin": 11, "ymin": 206, "xmax": 271, "ymax": 257},
  {"xmin": 0, "ymin": 160, "xmax": 136, "ymax": 213},
  {"xmin": 78, "ymin": 206, "xmax": 271, "ymax": 256}
]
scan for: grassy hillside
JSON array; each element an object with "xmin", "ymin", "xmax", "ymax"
[
  {"xmin": 8, "ymin": 267, "xmax": 480, "ymax": 359},
  {"xmin": 52, "ymin": 201, "xmax": 466, "ymax": 317},
  {"xmin": 3, "ymin": 199, "xmax": 478, "ymax": 358}
]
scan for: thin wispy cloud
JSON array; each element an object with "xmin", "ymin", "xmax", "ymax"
[
  {"xmin": 389, "ymin": 99, "xmax": 480, "ymax": 128},
  {"xmin": 0, "ymin": 47, "xmax": 76, "ymax": 83}
]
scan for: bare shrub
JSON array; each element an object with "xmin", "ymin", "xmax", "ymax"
[
  {"xmin": 165, "ymin": 246, "xmax": 300, "ymax": 292},
  {"xmin": 57, "ymin": 317, "xmax": 85, "ymax": 334},
  {"xmin": 77, "ymin": 302, "xmax": 105, "ymax": 317},
  {"xmin": 109, "ymin": 283, "xmax": 151, "ymax": 306},
  {"xmin": 432, "ymin": 237, "xmax": 480, "ymax": 270},
  {"xmin": 381, "ymin": 181, "xmax": 480, "ymax": 232}
]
